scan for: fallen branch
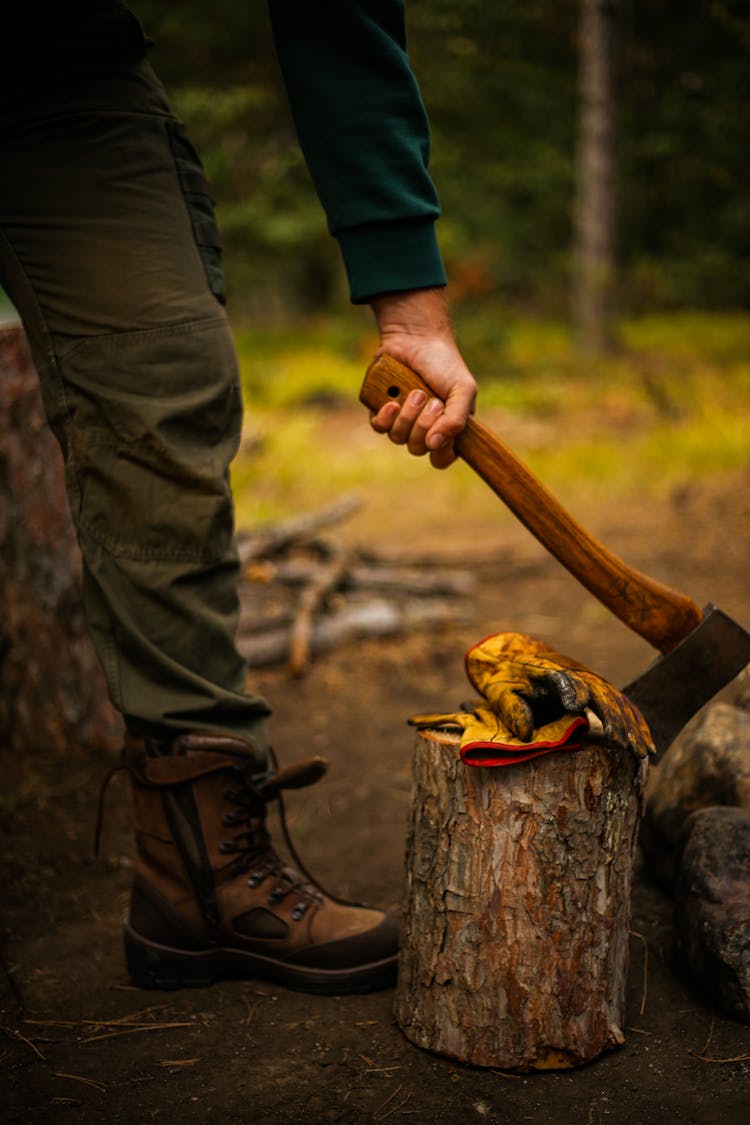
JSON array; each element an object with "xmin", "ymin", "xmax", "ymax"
[
  {"xmin": 630, "ymin": 930, "xmax": 649, "ymax": 1016},
  {"xmin": 688, "ymin": 1051, "xmax": 750, "ymax": 1065},
  {"xmin": 235, "ymin": 494, "xmax": 478, "ymax": 673},
  {"xmin": 53, "ymin": 1071, "xmax": 107, "ymax": 1092},
  {"xmin": 238, "ymin": 597, "xmax": 465, "ymax": 668},
  {"xmin": 1, "ymin": 1024, "xmax": 45, "ymax": 1060},
  {"xmin": 236, "ymin": 494, "xmax": 362, "ymax": 562},
  {"xmin": 288, "ymin": 548, "xmax": 350, "ymax": 677},
  {"xmin": 246, "ymin": 557, "xmax": 475, "ymax": 598},
  {"xmin": 696, "ymin": 1017, "xmax": 715, "ymax": 1059},
  {"xmin": 80, "ymin": 1022, "xmax": 194, "ymax": 1044}
]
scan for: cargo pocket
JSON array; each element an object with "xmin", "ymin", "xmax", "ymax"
[{"xmin": 166, "ymin": 120, "xmax": 227, "ymax": 305}]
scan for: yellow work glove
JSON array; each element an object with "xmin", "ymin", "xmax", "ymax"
[
  {"xmin": 411, "ymin": 632, "xmax": 654, "ymax": 766},
  {"xmin": 410, "ymin": 702, "xmax": 590, "ymax": 767}
]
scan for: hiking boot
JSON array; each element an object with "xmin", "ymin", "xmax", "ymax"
[{"xmin": 107, "ymin": 732, "xmax": 399, "ymax": 994}]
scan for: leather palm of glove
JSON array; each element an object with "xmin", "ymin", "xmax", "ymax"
[{"xmin": 410, "ymin": 632, "xmax": 654, "ymax": 767}]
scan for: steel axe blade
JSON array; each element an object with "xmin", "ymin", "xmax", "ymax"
[{"xmin": 622, "ymin": 605, "xmax": 750, "ymax": 757}]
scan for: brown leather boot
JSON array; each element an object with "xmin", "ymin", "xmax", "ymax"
[{"xmin": 113, "ymin": 733, "xmax": 399, "ymax": 994}]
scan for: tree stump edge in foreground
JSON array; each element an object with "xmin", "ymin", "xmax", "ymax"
[
  {"xmin": 394, "ymin": 728, "xmax": 648, "ymax": 1071},
  {"xmin": 0, "ymin": 323, "xmax": 121, "ymax": 754}
]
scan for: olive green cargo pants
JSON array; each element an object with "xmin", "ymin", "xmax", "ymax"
[{"xmin": 0, "ymin": 50, "xmax": 271, "ymax": 759}]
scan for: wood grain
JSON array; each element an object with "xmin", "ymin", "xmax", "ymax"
[{"xmin": 394, "ymin": 728, "xmax": 648, "ymax": 1070}]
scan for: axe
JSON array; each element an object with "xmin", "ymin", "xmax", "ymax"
[{"xmin": 360, "ymin": 354, "xmax": 750, "ymax": 760}]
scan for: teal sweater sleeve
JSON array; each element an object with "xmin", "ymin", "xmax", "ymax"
[{"xmin": 268, "ymin": 0, "xmax": 447, "ymax": 303}]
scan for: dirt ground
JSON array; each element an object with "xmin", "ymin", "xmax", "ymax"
[{"xmin": 2, "ymin": 436, "xmax": 750, "ymax": 1125}]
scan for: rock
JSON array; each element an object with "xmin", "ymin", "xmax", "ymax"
[
  {"xmin": 674, "ymin": 806, "xmax": 750, "ymax": 1021},
  {"xmin": 640, "ymin": 702, "xmax": 750, "ymax": 889},
  {"xmin": 734, "ymin": 666, "xmax": 750, "ymax": 713}
]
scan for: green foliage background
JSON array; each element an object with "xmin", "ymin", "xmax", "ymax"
[{"xmin": 133, "ymin": 0, "xmax": 750, "ymax": 320}]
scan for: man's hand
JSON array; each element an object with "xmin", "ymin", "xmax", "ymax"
[{"xmin": 368, "ymin": 288, "xmax": 477, "ymax": 469}]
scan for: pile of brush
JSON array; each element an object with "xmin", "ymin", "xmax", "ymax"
[{"xmin": 235, "ymin": 494, "xmax": 475, "ymax": 676}]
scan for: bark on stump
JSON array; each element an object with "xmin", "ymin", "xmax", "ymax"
[
  {"xmin": 394, "ymin": 728, "xmax": 647, "ymax": 1070},
  {"xmin": 0, "ymin": 322, "xmax": 121, "ymax": 753}
]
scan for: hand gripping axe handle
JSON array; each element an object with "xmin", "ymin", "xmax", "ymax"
[{"xmin": 360, "ymin": 354, "xmax": 750, "ymax": 758}]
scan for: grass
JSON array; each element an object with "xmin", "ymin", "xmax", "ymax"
[
  {"xmin": 230, "ymin": 309, "xmax": 750, "ymax": 540},
  {"xmin": 3, "ymin": 287, "xmax": 746, "ymax": 537},
  {"xmin": 3, "ymin": 288, "xmax": 746, "ymax": 546},
  {"xmin": 0, "ymin": 290, "xmax": 20, "ymax": 325}
]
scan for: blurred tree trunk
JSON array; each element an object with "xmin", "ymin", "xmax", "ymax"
[
  {"xmin": 0, "ymin": 322, "xmax": 121, "ymax": 755},
  {"xmin": 573, "ymin": 0, "xmax": 619, "ymax": 355}
]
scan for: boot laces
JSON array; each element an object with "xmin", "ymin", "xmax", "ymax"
[{"xmin": 220, "ymin": 753, "xmax": 328, "ymax": 916}]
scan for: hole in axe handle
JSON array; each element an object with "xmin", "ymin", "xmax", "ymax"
[{"xmin": 387, "ymin": 385, "xmax": 400, "ymax": 398}]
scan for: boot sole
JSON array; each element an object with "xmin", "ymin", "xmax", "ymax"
[{"xmin": 124, "ymin": 924, "xmax": 398, "ymax": 996}]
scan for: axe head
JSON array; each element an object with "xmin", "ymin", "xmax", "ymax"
[{"xmin": 623, "ymin": 604, "xmax": 750, "ymax": 760}]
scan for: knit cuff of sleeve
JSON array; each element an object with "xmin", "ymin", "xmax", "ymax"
[{"xmin": 337, "ymin": 218, "xmax": 447, "ymax": 305}]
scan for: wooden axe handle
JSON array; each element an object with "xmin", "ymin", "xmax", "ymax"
[{"xmin": 361, "ymin": 354, "xmax": 703, "ymax": 654}]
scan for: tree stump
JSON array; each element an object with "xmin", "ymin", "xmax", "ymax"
[
  {"xmin": 394, "ymin": 728, "xmax": 648, "ymax": 1070},
  {"xmin": 0, "ymin": 322, "xmax": 121, "ymax": 753}
]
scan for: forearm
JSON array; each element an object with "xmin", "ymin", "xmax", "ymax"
[
  {"xmin": 268, "ymin": 0, "xmax": 446, "ymax": 302},
  {"xmin": 269, "ymin": 2, "xmax": 474, "ymax": 463}
]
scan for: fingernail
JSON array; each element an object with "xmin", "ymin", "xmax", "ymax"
[
  {"xmin": 408, "ymin": 390, "xmax": 427, "ymax": 407},
  {"xmin": 427, "ymin": 433, "xmax": 446, "ymax": 450},
  {"xmin": 425, "ymin": 398, "xmax": 442, "ymax": 416}
]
